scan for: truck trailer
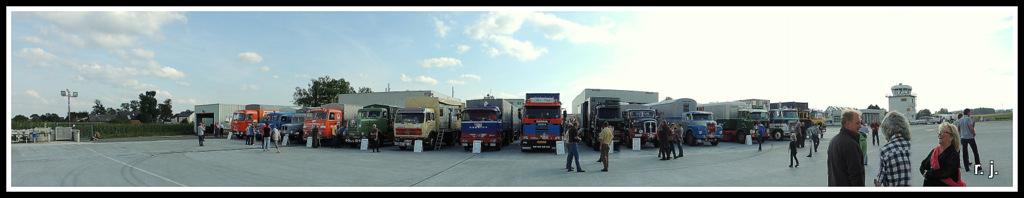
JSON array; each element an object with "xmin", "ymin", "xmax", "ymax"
[
  {"xmin": 699, "ymin": 102, "xmax": 769, "ymax": 143},
  {"xmin": 394, "ymin": 97, "xmax": 463, "ymax": 151},
  {"xmin": 577, "ymin": 97, "xmax": 625, "ymax": 151}
]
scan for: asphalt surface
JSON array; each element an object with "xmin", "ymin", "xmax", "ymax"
[{"xmin": 8, "ymin": 120, "xmax": 1016, "ymax": 191}]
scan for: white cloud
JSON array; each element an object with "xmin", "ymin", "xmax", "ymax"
[
  {"xmin": 73, "ymin": 63, "xmax": 157, "ymax": 90},
  {"xmin": 31, "ymin": 11, "xmax": 186, "ymax": 49},
  {"xmin": 465, "ymin": 11, "xmax": 617, "ymax": 61},
  {"xmin": 294, "ymin": 74, "xmax": 310, "ymax": 79},
  {"xmin": 272, "ymin": 75, "xmax": 280, "ymax": 79},
  {"xmin": 456, "ymin": 45, "xmax": 471, "ymax": 54},
  {"xmin": 237, "ymin": 52, "xmax": 263, "ymax": 64},
  {"xmin": 446, "ymin": 80, "xmax": 466, "ymax": 85},
  {"xmin": 176, "ymin": 81, "xmax": 191, "ymax": 87},
  {"xmin": 260, "ymin": 66, "xmax": 270, "ymax": 72},
  {"xmin": 239, "ymin": 84, "xmax": 260, "ymax": 91},
  {"xmin": 25, "ymin": 90, "xmax": 51, "ymax": 104},
  {"xmin": 461, "ymin": 74, "xmax": 481, "ymax": 81},
  {"xmin": 401, "ymin": 74, "xmax": 438, "ymax": 86},
  {"xmin": 112, "ymin": 48, "xmax": 156, "ymax": 60},
  {"xmin": 434, "ymin": 17, "xmax": 451, "ymax": 38},
  {"xmin": 419, "ymin": 57, "xmax": 463, "ymax": 68},
  {"xmin": 13, "ymin": 48, "xmax": 62, "ymax": 67},
  {"xmin": 486, "ymin": 35, "xmax": 547, "ymax": 61}
]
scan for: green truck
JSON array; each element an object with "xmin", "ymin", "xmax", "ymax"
[{"xmin": 346, "ymin": 104, "xmax": 401, "ymax": 147}]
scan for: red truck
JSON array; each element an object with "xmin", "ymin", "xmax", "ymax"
[{"xmin": 230, "ymin": 109, "xmax": 279, "ymax": 138}]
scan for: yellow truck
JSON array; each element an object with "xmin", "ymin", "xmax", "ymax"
[{"xmin": 393, "ymin": 97, "xmax": 464, "ymax": 151}]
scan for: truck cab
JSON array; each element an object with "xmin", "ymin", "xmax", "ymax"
[
  {"xmin": 680, "ymin": 111, "xmax": 723, "ymax": 146},
  {"xmin": 461, "ymin": 106, "xmax": 506, "ymax": 150},
  {"xmin": 230, "ymin": 109, "xmax": 278, "ymax": 138},
  {"xmin": 303, "ymin": 107, "xmax": 341, "ymax": 141},
  {"xmin": 768, "ymin": 108, "xmax": 799, "ymax": 140},
  {"xmin": 351, "ymin": 104, "xmax": 399, "ymax": 147},
  {"xmin": 394, "ymin": 108, "xmax": 437, "ymax": 150},
  {"xmin": 624, "ymin": 109, "xmax": 659, "ymax": 148}
]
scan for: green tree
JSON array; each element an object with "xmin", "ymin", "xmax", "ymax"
[
  {"xmin": 358, "ymin": 87, "xmax": 373, "ymax": 93},
  {"xmin": 916, "ymin": 109, "xmax": 932, "ymax": 118},
  {"xmin": 138, "ymin": 91, "xmax": 158, "ymax": 123},
  {"xmin": 936, "ymin": 108, "xmax": 949, "ymax": 114},
  {"xmin": 12, "ymin": 115, "xmax": 29, "ymax": 122},
  {"xmin": 293, "ymin": 75, "xmax": 354, "ymax": 107},
  {"xmin": 92, "ymin": 99, "xmax": 108, "ymax": 115},
  {"xmin": 664, "ymin": 97, "xmax": 673, "ymax": 101},
  {"xmin": 158, "ymin": 99, "xmax": 173, "ymax": 122}
]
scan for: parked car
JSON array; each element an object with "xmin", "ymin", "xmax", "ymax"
[{"xmin": 911, "ymin": 119, "xmax": 930, "ymax": 125}]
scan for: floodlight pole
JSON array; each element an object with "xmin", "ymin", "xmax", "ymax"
[{"xmin": 61, "ymin": 89, "xmax": 78, "ymax": 125}]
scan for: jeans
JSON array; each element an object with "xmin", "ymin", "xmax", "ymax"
[
  {"xmin": 198, "ymin": 135, "xmax": 205, "ymax": 146},
  {"xmin": 566, "ymin": 143, "xmax": 581, "ymax": 170},
  {"xmin": 263, "ymin": 137, "xmax": 270, "ymax": 150},
  {"xmin": 962, "ymin": 138, "xmax": 980, "ymax": 166},
  {"xmin": 872, "ymin": 131, "xmax": 879, "ymax": 145}
]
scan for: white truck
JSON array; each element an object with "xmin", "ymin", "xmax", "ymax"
[{"xmin": 394, "ymin": 97, "xmax": 464, "ymax": 151}]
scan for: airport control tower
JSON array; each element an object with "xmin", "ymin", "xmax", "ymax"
[{"xmin": 887, "ymin": 83, "xmax": 917, "ymax": 120}]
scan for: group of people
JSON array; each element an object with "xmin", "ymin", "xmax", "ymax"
[
  {"xmin": 564, "ymin": 121, "xmax": 616, "ymax": 172},
  {"xmin": 787, "ymin": 121, "xmax": 824, "ymax": 167},
  {"xmin": 827, "ymin": 108, "xmax": 979, "ymax": 187},
  {"xmin": 658, "ymin": 121, "xmax": 684, "ymax": 160}
]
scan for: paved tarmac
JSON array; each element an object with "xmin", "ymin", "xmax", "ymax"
[{"xmin": 8, "ymin": 121, "xmax": 1016, "ymax": 191}]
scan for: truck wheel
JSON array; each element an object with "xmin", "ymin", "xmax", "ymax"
[
  {"xmin": 772, "ymin": 132, "xmax": 782, "ymax": 141},
  {"xmin": 464, "ymin": 146, "xmax": 472, "ymax": 151},
  {"xmin": 711, "ymin": 140, "xmax": 719, "ymax": 146},
  {"xmin": 686, "ymin": 131, "xmax": 696, "ymax": 146}
]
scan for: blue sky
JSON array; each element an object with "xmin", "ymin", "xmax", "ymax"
[{"xmin": 7, "ymin": 7, "xmax": 1017, "ymax": 119}]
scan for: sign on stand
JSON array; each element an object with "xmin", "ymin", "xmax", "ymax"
[
  {"xmin": 414, "ymin": 140, "xmax": 423, "ymax": 153},
  {"xmin": 361, "ymin": 139, "xmax": 369, "ymax": 150},
  {"xmin": 555, "ymin": 141, "xmax": 565, "ymax": 155},
  {"xmin": 633, "ymin": 138, "xmax": 641, "ymax": 150},
  {"xmin": 473, "ymin": 140, "xmax": 482, "ymax": 153}
]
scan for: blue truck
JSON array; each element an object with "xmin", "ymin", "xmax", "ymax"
[
  {"xmin": 646, "ymin": 98, "xmax": 723, "ymax": 146},
  {"xmin": 460, "ymin": 97, "xmax": 515, "ymax": 151}
]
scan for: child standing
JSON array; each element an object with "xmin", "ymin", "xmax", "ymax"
[{"xmin": 789, "ymin": 134, "xmax": 799, "ymax": 168}]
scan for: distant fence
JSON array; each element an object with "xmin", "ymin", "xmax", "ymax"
[{"xmin": 11, "ymin": 121, "xmax": 194, "ymax": 139}]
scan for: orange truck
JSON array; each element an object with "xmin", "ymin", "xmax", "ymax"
[
  {"xmin": 230, "ymin": 109, "xmax": 280, "ymax": 138},
  {"xmin": 302, "ymin": 103, "xmax": 361, "ymax": 144}
]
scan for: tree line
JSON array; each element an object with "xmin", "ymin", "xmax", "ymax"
[{"xmin": 12, "ymin": 90, "xmax": 174, "ymax": 124}]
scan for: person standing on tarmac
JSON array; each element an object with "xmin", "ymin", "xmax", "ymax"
[
  {"xmin": 657, "ymin": 121, "xmax": 670, "ymax": 160},
  {"xmin": 263, "ymin": 122, "xmax": 272, "ymax": 152},
  {"xmin": 673, "ymin": 123, "xmax": 684, "ymax": 158},
  {"xmin": 757, "ymin": 122, "xmax": 766, "ymax": 151},
  {"xmin": 566, "ymin": 122, "xmax": 583, "ymax": 172},
  {"xmin": 599, "ymin": 121, "xmax": 614, "ymax": 172},
  {"xmin": 197, "ymin": 122, "xmax": 206, "ymax": 146},
  {"xmin": 370, "ymin": 124, "xmax": 381, "ymax": 152},
  {"xmin": 311, "ymin": 124, "xmax": 320, "ymax": 148}
]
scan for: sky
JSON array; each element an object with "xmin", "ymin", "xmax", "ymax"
[{"xmin": 6, "ymin": 6, "xmax": 1018, "ymax": 120}]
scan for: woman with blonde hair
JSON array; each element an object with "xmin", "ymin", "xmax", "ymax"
[
  {"xmin": 874, "ymin": 111, "xmax": 912, "ymax": 186},
  {"xmin": 919, "ymin": 122, "xmax": 965, "ymax": 186}
]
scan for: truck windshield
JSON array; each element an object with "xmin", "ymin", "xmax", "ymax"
[
  {"xmin": 360, "ymin": 110, "xmax": 382, "ymax": 119},
  {"xmin": 813, "ymin": 112, "xmax": 824, "ymax": 119},
  {"xmin": 783, "ymin": 111, "xmax": 798, "ymax": 118},
  {"xmin": 267, "ymin": 115, "xmax": 281, "ymax": 122},
  {"xmin": 463, "ymin": 110, "xmax": 499, "ymax": 121},
  {"xmin": 307, "ymin": 112, "xmax": 329, "ymax": 120},
  {"xmin": 750, "ymin": 112, "xmax": 769, "ymax": 120},
  {"xmin": 630, "ymin": 110, "xmax": 653, "ymax": 118},
  {"xmin": 692, "ymin": 113, "xmax": 714, "ymax": 120},
  {"xmin": 232, "ymin": 113, "xmax": 251, "ymax": 121},
  {"xmin": 524, "ymin": 106, "xmax": 560, "ymax": 119},
  {"xmin": 396, "ymin": 113, "xmax": 425, "ymax": 124},
  {"xmin": 597, "ymin": 107, "xmax": 620, "ymax": 119}
]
